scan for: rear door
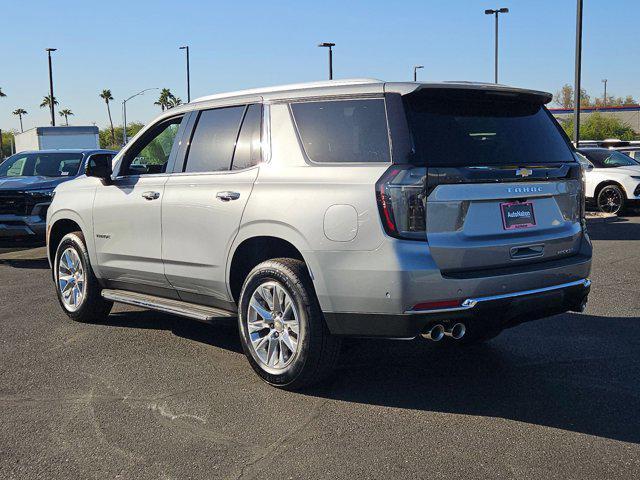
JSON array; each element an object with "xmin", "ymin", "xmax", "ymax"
[
  {"xmin": 162, "ymin": 103, "xmax": 262, "ymax": 305},
  {"xmin": 403, "ymin": 88, "xmax": 583, "ymax": 273}
]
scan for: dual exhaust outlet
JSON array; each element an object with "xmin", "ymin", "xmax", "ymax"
[{"xmin": 421, "ymin": 323, "xmax": 466, "ymax": 342}]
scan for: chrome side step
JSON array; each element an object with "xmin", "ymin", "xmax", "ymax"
[{"xmin": 101, "ymin": 289, "xmax": 237, "ymax": 322}]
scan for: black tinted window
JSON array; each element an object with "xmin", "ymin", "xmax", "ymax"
[
  {"xmin": 232, "ymin": 104, "xmax": 262, "ymax": 170},
  {"xmin": 404, "ymin": 90, "xmax": 575, "ymax": 166},
  {"xmin": 291, "ymin": 99, "xmax": 390, "ymax": 163},
  {"xmin": 185, "ymin": 106, "xmax": 245, "ymax": 173}
]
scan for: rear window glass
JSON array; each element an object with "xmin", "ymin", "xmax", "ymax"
[
  {"xmin": 291, "ymin": 99, "xmax": 390, "ymax": 163},
  {"xmin": 404, "ymin": 90, "xmax": 575, "ymax": 166}
]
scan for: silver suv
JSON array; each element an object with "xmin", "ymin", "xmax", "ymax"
[{"xmin": 47, "ymin": 79, "xmax": 592, "ymax": 389}]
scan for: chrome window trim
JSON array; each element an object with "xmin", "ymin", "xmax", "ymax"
[{"xmin": 404, "ymin": 278, "xmax": 591, "ymax": 314}]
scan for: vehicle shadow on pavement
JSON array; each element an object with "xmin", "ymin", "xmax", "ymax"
[
  {"xmin": 0, "ymin": 258, "xmax": 50, "ymax": 269},
  {"xmin": 98, "ymin": 309, "xmax": 243, "ymax": 353},
  {"xmin": 587, "ymin": 216, "xmax": 640, "ymax": 241},
  {"xmin": 307, "ymin": 312, "xmax": 640, "ymax": 445}
]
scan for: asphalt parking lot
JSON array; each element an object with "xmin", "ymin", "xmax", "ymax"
[{"xmin": 1, "ymin": 216, "xmax": 639, "ymax": 480}]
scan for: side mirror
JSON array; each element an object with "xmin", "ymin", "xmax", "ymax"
[{"xmin": 86, "ymin": 155, "xmax": 113, "ymax": 181}]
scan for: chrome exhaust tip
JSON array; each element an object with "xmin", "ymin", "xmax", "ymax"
[
  {"xmin": 421, "ymin": 324, "xmax": 445, "ymax": 342},
  {"xmin": 444, "ymin": 323, "xmax": 466, "ymax": 340}
]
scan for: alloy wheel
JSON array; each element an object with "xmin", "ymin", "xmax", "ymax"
[
  {"xmin": 246, "ymin": 281, "xmax": 300, "ymax": 370},
  {"xmin": 57, "ymin": 247, "xmax": 86, "ymax": 312}
]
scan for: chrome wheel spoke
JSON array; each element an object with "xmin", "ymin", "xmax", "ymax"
[
  {"xmin": 58, "ymin": 247, "xmax": 86, "ymax": 312},
  {"xmin": 246, "ymin": 280, "xmax": 300, "ymax": 371}
]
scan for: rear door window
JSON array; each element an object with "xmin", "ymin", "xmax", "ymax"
[
  {"xmin": 290, "ymin": 98, "xmax": 391, "ymax": 163},
  {"xmin": 404, "ymin": 89, "xmax": 575, "ymax": 166},
  {"xmin": 184, "ymin": 106, "xmax": 246, "ymax": 173},
  {"xmin": 232, "ymin": 104, "xmax": 262, "ymax": 170}
]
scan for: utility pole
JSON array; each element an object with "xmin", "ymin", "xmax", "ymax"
[
  {"xmin": 179, "ymin": 46, "xmax": 191, "ymax": 102},
  {"xmin": 46, "ymin": 48, "xmax": 57, "ymax": 126},
  {"xmin": 573, "ymin": 0, "xmax": 583, "ymax": 146},
  {"xmin": 602, "ymin": 79, "xmax": 608, "ymax": 109},
  {"xmin": 413, "ymin": 65, "xmax": 424, "ymax": 82},
  {"xmin": 318, "ymin": 42, "xmax": 335, "ymax": 80},
  {"xmin": 484, "ymin": 8, "xmax": 509, "ymax": 84}
]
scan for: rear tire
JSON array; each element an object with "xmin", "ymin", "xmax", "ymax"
[
  {"xmin": 238, "ymin": 258, "xmax": 341, "ymax": 390},
  {"xmin": 597, "ymin": 184, "xmax": 625, "ymax": 215},
  {"xmin": 54, "ymin": 232, "xmax": 112, "ymax": 322}
]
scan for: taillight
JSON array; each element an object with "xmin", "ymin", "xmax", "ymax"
[{"xmin": 375, "ymin": 166, "xmax": 427, "ymax": 240}]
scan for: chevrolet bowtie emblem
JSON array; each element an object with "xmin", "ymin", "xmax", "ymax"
[{"xmin": 516, "ymin": 168, "xmax": 533, "ymax": 178}]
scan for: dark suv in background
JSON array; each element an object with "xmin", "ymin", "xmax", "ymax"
[{"xmin": 0, "ymin": 149, "xmax": 116, "ymax": 243}]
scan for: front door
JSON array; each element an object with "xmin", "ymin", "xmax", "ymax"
[
  {"xmin": 162, "ymin": 103, "xmax": 262, "ymax": 305},
  {"xmin": 93, "ymin": 114, "xmax": 187, "ymax": 289}
]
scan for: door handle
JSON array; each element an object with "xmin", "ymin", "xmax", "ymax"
[
  {"xmin": 142, "ymin": 191, "xmax": 160, "ymax": 200},
  {"xmin": 216, "ymin": 191, "xmax": 241, "ymax": 202}
]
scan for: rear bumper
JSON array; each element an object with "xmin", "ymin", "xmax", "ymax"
[{"xmin": 325, "ymin": 278, "xmax": 591, "ymax": 338}]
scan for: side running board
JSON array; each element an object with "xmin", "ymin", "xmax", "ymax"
[{"xmin": 101, "ymin": 289, "xmax": 237, "ymax": 323}]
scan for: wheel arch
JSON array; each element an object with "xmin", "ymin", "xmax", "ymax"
[
  {"xmin": 594, "ymin": 180, "xmax": 627, "ymax": 199},
  {"xmin": 47, "ymin": 211, "xmax": 88, "ymax": 268}
]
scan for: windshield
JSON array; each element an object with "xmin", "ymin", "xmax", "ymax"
[
  {"xmin": 403, "ymin": 89, "xmax": 575, "ymax": 167},
  {"xmin": 0, "ymin": 152, "xmax": 84, "ymax": 178},
  {"xmin": 579, "ymin": 149, "xmax": 639, "ymax": 168}
]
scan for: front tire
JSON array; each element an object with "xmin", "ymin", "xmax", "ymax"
[
  {"xmin": 597, "ymin": 184, "xmax": 625, "ymax": 215},
  {"xmin": 54, "ymin": 231, "xmax": 112, "ymax": 322},
  {"xmin": 238, "ymin": 258, "xmax": 341, "ymax": 390}
]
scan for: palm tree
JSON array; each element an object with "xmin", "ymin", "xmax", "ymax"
[
  {"xmin": 40, "ymin": 95, "xmax": 58, "ymax": 109},
  {"xmin": 154, "ymin": 88, "xmax": 175, "ymax": 111},
  {"xmin": 12, "ymin": 108, "xmax": 27, "ymax": 132},
  {"xmin": 99, "ymin": 89, "xmax": 115, "ymax": 145},
  {"xmin": 59, "ymin": 109, "xmax": 74, "ymax": 126},
  {"xmin": 167, "ymin": 96, "xmax": 182, "ymax": 109},
  {"xmin": 0, "ymin": 87, "xmax": 6, "ymax": 98}
]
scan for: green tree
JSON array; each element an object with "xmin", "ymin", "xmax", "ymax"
[
  {"xmin": 98, "ymin": 122, "xmax": 145, "ymax": 150},
  {"xmin": 12, "ymin": 108, "xmax": 27, "ymax": 132},
  {"xmin": 559, "ymin": 112, "xmax": 638, "ymax": 141},
  {"xmin": 1, "ymin": 130, "xmax": 15, "ymax": 159},
  {"xmin": 167, "ymin": 96, "xmax": 182, "ymax": 109},
  {"xmin": 99, "ymin": 89, "xmax": 116, "ymax": 146},
  {"xmin": 154, "ymin": 88, "xmax": 176, "ymax": 111},
  {"xmin": 58, "ymin": 109, "xmax": 74, "ymax": 126},
  {"xmin": 40, "ymin": 94, "xmax": 58, "ymax": 109},
  {"xmin": 554, "ymin": 84, "xmax": 591, "ymax": 108}
]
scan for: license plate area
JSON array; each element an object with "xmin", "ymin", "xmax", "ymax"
[{"xmin": 500, "ymin": 201, "xmax": 536, "ymax": 230}]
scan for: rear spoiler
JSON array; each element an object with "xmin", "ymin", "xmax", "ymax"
[{"xmin": 385, "ymin": 82, "xmax": 553, "ymax": 105}]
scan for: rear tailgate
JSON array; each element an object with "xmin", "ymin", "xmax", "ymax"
[
  {"xmin": 425, "ymin": 165, "xmax": 582, "ymax": 273},
  {"xmin": 402, "ymin": 87, "xmax": 584, "ymax": 273}
]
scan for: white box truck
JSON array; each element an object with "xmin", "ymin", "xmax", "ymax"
[{"xmin": 14, "ymin": 126, "xmax": 100, "ymax": 152}]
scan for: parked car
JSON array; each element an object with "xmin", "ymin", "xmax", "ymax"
[
  {"xmin": 617, "ymin": 148, "xmax": 640, "ymax": 162},
  {"xmin": 46, "ymin": 79, "xmax": 592, "ymax": 389},
  {"xmin": 0, "ymin": 149, "xmax": 116, "ymax": 242},
  {"xmin": 578, "ymin": 148, "xmax": 640, "ymax": 214}
]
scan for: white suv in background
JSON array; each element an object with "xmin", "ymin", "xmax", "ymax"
[
  {"xmin": 579, "ymin": 148, "xmax": 640, "ymax": 214},
  {"xmin": 46, "ymin": 79, "xmax": 592, "ymax": 389}
]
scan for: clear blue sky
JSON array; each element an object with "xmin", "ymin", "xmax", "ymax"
[{"xmin": 1, "ymin": 0, "xmax": 638, "ymax": 131}]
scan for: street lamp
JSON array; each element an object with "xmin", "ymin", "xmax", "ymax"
[
  {"xmin": 318, "ymin": 42, "xmax": 335, "ymax": 80},
  {"xmin": 45, "ymin": 48, "xmax": 57, "ymax": 126},
  {"xmin": 574, "ymin": 0, "xmax": 583, "ymax": 145},
  {"xmin": 179, "ymin": 46, "xmax": 191, "ymax": 103},
  {"xmin": 122, "ymin": 88, "xmax": 160, "ymax": 146},
  {"xmin": 484, "ymin": 8, "xmax": 509, "ymax": 84},
  {"xmin": 413, "ymin": 65, "xmax": 424, "ymax": 82},
  {"xmin": 602, "ymin": 79, "xmax": 608, "ymax": 109}
]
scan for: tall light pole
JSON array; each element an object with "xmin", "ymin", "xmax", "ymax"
[
  {"xmin": 574, "ymin": 0, "xmax": 583, "ymax": 145},
  {"xmin": 122, "ymin": 88, "xmax": 159, "ymax": 146},
  {"xmin": 484, "ymin": 8, "xmax": 509, "ymax": 84},
  {"xmin": 602, "ymin": 79, "xmax": 608, "ymax": 109},
  {"xmin": 46, "ymin": 48, "xmax": 57, "ymax": 126},
  {"xmin": 318, "ymin": 42, "xmax": 335, "ymax": 80},
  {"xmin": 413, "ymin": 65, "xmax": 424, "ymax": 82},
  {"xmin": 179, "ymin": 46, "xmax": 191, "ymax": 103}
]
